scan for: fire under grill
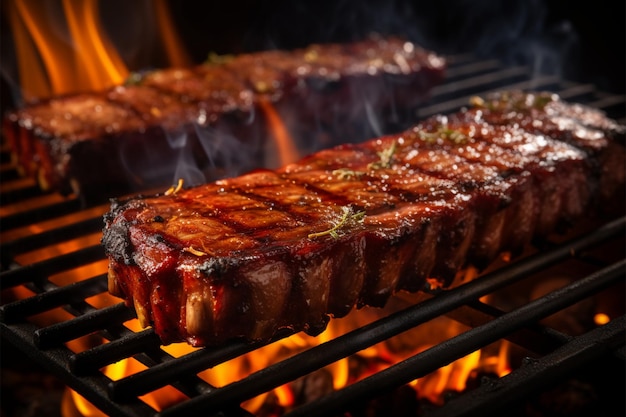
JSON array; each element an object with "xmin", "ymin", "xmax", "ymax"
[{"xmin": 1, "ymin": 55, "xmax": 625, "ymax": 417}]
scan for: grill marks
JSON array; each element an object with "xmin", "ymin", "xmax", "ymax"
[
  {"xmin": 4, "ymin": 36, "xmax": 446, "ymax": 200},
  {"xmin": 102, "ymin": 91, "xmax": 626, "ymax": 347}
]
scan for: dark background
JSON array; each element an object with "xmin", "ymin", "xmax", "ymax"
[
  {"xmin": 1, "ymin": 0, "xmax": 625, "ymax": 111},
  {"xmin": 163, "ymin": 0, "xmax": 625, "ymax": 95},
  {"xmin": 0, "ymin": 1, "xmax": 624, "ymax": 415}
]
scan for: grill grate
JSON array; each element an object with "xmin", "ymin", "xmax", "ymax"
[{"xmin": 1, "ymin": 54, "xmax": 625, "ymax": 417}]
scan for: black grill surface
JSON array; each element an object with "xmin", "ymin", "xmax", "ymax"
[{"xmin": 1, "ymin": 55, "xmax": 625, "ymax": 417}]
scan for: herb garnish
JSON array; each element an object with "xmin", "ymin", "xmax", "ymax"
[
  {"xmin": 164, "ymin": 178, "xmax": 184, "ymax": 195},
  {"xmin": 308, "ymin": 206, "xmax": 366, "ymax": 239},
  {"xmin": 184, "ymin": 246, "xmax": 207, "ymax": 256},
  {"xmin": 418, "ymin": 126, "xmax": 468, "ymax": 145},
  {"xmin": 469, "ymin": 95, "xmax": 485, "ymax": 108},
  {"xmin": 368, "ymin": 141, "xmax": 397, "ymax": 170},
  {"xmin": 332, "ymin": 168, "xmax": 365, "ymax": 180},
  {"xmin": 469, "ymin": 92, "xmax": 555, "ymax": 112},
  {"xmin": 531, "ymin": 93, "xmax": 554, "ymax": 110},
  {"xmin": 125, "ymin": 71, "xmax": 145, "ymax": 86},
  {"xmin": 205, "ymin": 52, "xmax": 234, "ymax": 65}
]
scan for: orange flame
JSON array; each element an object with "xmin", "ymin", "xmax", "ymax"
[
  {"xmin": 61, "ymin": 0, "xmax": 128, "ymax": 90},
  {"xmin": 6, "ymin": 260, "xmax": 510, "ymax": 417},
  {"xmin": 154, "ymin": 0, "xmax": 192, "ymax": 68},
  {"xmin": 7, "ymin": 0, "xmax": 72, "ymax": 100},
  {"xmin": 5, "ymin": 0, "xmax": 191, "ymax": 103},
  {"xmin": 6, "ymin": 0, "xmax": 128, "ymax": 101},
  {"xmin": 2, "ymin": 226, "xmax": 513, "ymax": 416},
  {"xmin": 258, "ymin": 98, "xmax": 301, "ymax": 167},
  {"xmin": 3, "ymin": 2, "xmax": 517, "ymax": 414},
  {"xmin": 0, "ymin": 233, "xmax": 509, "ymax": 417}
]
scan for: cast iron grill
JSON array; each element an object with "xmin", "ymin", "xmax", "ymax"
[{"xmin": 1, "ymin": 54, "xmax": 625, "ymax": 417}]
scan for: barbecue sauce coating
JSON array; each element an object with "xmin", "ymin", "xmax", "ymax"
[
  {"xmin": 4, "ymin": 35, "xmax": 446, "ymax": 199},
  {"xmin": 102, "ymin": 91, "xmax": 626, "ymax": 346}
]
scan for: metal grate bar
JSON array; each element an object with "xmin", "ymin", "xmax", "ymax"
[
  {"xmin": 416, "ymin": 74, "xmax": 562, "ymax": 118},
  {"xmin": 34, "ymin": 302, "xmax": 136, "ymax": 349},
  {"xmin": 0, "ymin": 274, "xmax": 108, "ymax": 323},
  {"xmin": 0, "ymin": 244, "xmax": 105, "ymax": 287},
  {"xmin": 1, "ymin": 216, "xmax": 104, "ymax": 262},
  {"xmin": 0, "ymin": 196, "xmax": 82, "ymax": 231},
  {"xmin": 1, "ymin": 55, "xmax": 624, "ymax": 417},
  {"xmin": 424, "ymin": 314, "xmax": 626, "ymax": 417},
  {"xmin": 281, "ymin": 260, "xmax": 625, "ymax": 417},
  {"xmin": 70, "ymin": 329, "xmax": 164, "ymax": 375},
  {"xmin": 445, "ymin": 300, "xmax": 571, "ymax": 355},
  {"xmin": 0, "ymin": 319, "xmax": 157, "ymax": 417},
  {"xmin": 67, "ymin": 323, "xmax": 226, "ymax": 405},
  {"xmin": 588, "ymin": 95, "xmax": 626, "ymax": 118},
  {"xmin": 0, "ymin": 176, "xmax": 41, "ymax": 202},
  {"xmin": 109, "ymin": 328, "xmax": 295, "ymax": 402},
  {"xmin": 553, "ymin": 82, "xmax": 597, "ymax": 101},
  {"xmin": 156, "ymin": 231, "xmax": 625, "ymax": 417},
  {"xmin": 442, "ymin": 59, "xmax": 504, "ymax": 80}
]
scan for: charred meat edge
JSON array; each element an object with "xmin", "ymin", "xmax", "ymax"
[{"xmin": 102, "ymin": 91, "xmax": 625, "ymax": 347}]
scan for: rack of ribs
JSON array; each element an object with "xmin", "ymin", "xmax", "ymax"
[
  {"xmin": 101, "ymin": 91, "xmax": 625, "ymax": 347},
  {"xmin": 2, "ymin": 35, "xmax": 446, "ymax": 201}
]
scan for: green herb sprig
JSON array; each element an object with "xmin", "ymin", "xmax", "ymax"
[
  {"xmin": 332, "ymin": 168, "xmax": 365, "ymax": 180},
  {"xmin": 418, "ymin": 126, "xmax": 468, "ymax": 145},
  {"xmin": 308, "ymin": 206, "xmax": 366, "ymax": 239},
  {"xmin": 205, "ymin": 52, "xmax": 234, "ymax": 65},
  {"xmin": 368, "ymin": 141, "xmax": 397, "ymax": 170}
]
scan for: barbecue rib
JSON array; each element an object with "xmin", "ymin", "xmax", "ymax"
[
  {"xmin": 102, "ymin": 91, "xmax": 625, "ymax": 347},
  {"xmin": 2, "ymin": 36, "xmax": 445, "ymax": 201}
]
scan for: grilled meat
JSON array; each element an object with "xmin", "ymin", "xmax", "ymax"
[
  {"xmin": 102, "ymin": 91, "xmax": 625, "ymax": 347},
  {"xmin": 2, "ymin": 36, "xmax": 445, "ymax": 201}
]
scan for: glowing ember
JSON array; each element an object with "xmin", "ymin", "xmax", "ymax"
[
  {"xmin": 58, "ymin": 299, "xmax": 514, "ymax": 416},
  {"xmin": 594, "ymin": 313, "xmax": 610, "ymax": 326}
]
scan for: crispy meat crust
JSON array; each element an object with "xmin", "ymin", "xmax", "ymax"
[
  {"xmin": 102, "ymin": 91, "xmax": 625, "ymax": 346},
  {"xmin": 2, "ymin": 36, "xmax": 445, "ymax": 199}
]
